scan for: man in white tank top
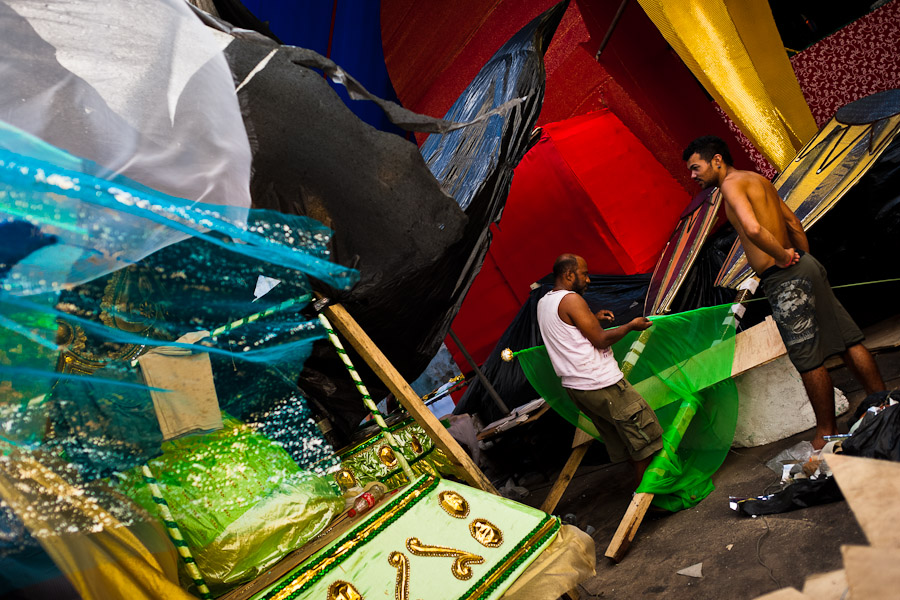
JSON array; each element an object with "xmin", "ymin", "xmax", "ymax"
[{"xmin": 537, "ymin": 254, "xmax": 663, "ymax": 486}]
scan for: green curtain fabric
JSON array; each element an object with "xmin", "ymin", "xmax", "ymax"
[{"xmin": 519, "ymin": 304, "xmax": 738, "ymax": 511}]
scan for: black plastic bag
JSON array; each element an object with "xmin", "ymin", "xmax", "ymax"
[
  {"xmin": 730, "ymin": 476, "xmax": 844, "ymax": 516},
  {"xmin": 843, "ymin": 403, "xmax": 900, "ymax": 462}
]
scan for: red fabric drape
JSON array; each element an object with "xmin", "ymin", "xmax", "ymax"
[{"xmin": 447, "ymin": 109, "xmax": 690, "ymax": 366}]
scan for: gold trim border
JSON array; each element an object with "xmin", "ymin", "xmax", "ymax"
[
  {"xmin": 270, "ymin": 476, "xmax": 436, "ymax": 600},
  {"xmin": 461, "ymin": 517, "xmax": 560, "ymax": 600}
]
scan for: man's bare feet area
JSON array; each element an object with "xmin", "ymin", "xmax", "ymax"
[{"xmin": 811, "ymin": 429, "xmax": 838, "ymax": 450}]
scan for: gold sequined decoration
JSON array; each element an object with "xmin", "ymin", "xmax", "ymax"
[
  {"xmin": 469, "ymin": 518, "xmax": 503, "ymax": 548},
  {"xmin": 56, "ymin": 267, "xmax": 164, "ymax": 375},
  {"xmin": 378, "ymin": 445, "xmax": 398, "ymax": 468},
  {"xmin": 334, "ymin": 469, "xmax": 357, "ymax": 492},
  {"xmin": 327, "ymin": 581, "xmax": 362, "ymax": 600},
  {"xmin": 388, "ymin": 552, "xmax": 410, "ymax": 600},
  {"xmin": 438, "ymin": 490, "xmax": 469, "ymax": 518},
  {"xmin": 405, "ymin": 537, "xmax": 484, "ymax": 580},
  {"xmin": 410, "ymin": 435, "xmax": 423, "ymax": 455}
]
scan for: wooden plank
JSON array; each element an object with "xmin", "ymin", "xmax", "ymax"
[
  {"xmin": 732, "ymin": 316, "xmax": 786, "ymax": 376},
  {"xmin": 539, "ymin": 443, "xmax": 590, "ymax": 514},
  {"xmin": 572, "ymin": 427, "xmax": 594, "ymax": 448},
  {"xmin": 604, "ymin": 492, "xmax": 654, "ymax": 562},
  {"xmin": 322, "ymin": 302, "xmax": 499, "ymax": 495}
]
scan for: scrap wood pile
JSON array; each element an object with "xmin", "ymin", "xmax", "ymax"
[{"xmin": 750, "ymin": 453, "xmax": 900, "ymax": 600}]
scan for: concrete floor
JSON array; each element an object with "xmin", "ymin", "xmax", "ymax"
[{"xmin": 514, "ymin": 348, "xmax": 900, "ymax": 600}]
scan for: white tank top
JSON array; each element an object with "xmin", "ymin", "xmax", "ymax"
[{"xmin": 536, "ymin": 290, "xmax": 623, "ymax": 390}]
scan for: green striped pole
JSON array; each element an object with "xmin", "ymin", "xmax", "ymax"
[
  {"xmin": 141, "ymin": 464, "xmax": 213, "ymax": 599},
  {"xmin": 317, "ymin": 313, "xmax": 415, "ymax": 482},
  {"xmin": 210, "ymin": 293, "xmax": 311, "ymax": 337},
  {"xmin": 620, "ymin": 328, "xmax": 653, "ymax": 379},
  {"xmin": 131, "ymin": 294, "xmax": 314, "ymax": 367}
]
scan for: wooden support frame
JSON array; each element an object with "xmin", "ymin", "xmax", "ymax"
[{"xmin": 321, "ymin": 302, "xmax": 499, "ymax": 495}]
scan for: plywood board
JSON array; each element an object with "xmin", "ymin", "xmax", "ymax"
[
  {"xmin": 828, "ymin": 453, "xmax": 900, "ymax": 548},
  {"xmin": 802, "ymin": 569, "xmax": 847, "ymax": 600},
  {"xmin": 751, "ymin": 588, "xmax": 811, "ymax": 600},
  {"xmin": 732, "ymin": 316, "xmax": 787, "ymax": 376},
  {"xmin": 843, "ymin": 545, "xmax": 900, "ymax": 600}
]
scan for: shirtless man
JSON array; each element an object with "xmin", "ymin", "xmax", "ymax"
[
  {"xmin": 537, "ymin": 254, "xmax": 662, "ymax": 485},
  {"xmin": 683, "ymin": 136, "xmax": 885, "ymax": 449}
]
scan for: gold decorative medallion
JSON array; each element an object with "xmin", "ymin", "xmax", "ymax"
[
  {"xmin": 378, "ymin": 445, "xmax": 398, "ymax": 468},
  {"xmin": 469, "ymin": 519, "xmax": 503, "ymax": 548},
  {"xmin": 410, "ymin": 435, "xmax": 423, "ymax": 454},
  {"xmin": 327, "ymin": 581, "xmax": 362, "ymax": 600},
  {"xmin": 405, "ymin": 538, "xmax": 484, "ymax": 580},
  {"xmin": 438, "ymin": 490, "xmax": 469, "ymax": 518},
  {"xmin": 334, "ymin": 469, "xmax": 357, "ymax": 491},
  {"xmin": 388, "ymin": 552, "xmax": 410, "ymax": 600}
]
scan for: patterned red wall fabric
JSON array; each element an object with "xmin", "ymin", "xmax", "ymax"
[
  {"xmin": 792, "ymin": 0, "xmax": 900, "ymax": 127},
  {"xmin": 723, "ymin": 0, "xmax": 900, "ymax": 178}
]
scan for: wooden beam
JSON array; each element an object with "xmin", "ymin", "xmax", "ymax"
[
  {"xmin": 604, "ymin": 492, "xmax": 654, "ymax": 562},
  {"xmin": 321, "ymin": 302, "xmax": 499, "ymax": 495},
  {"xmin": 572, "ymin": 427, "xmax": 594, "ymax": 448},
  {"xmin": 539, "ymin": 443, "xmax": 590, "ymax": 513}
]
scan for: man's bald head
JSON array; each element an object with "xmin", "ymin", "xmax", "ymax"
[
  {"xmin": 552, "ymin": 254, "xmax": 590, "ymax": 294},
  {"xmin": 553, "ymin": 253, "xmax": 580, "ymax": 279}
]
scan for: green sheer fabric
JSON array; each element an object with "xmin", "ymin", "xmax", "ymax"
[{"xmin": 518, "ymin": 304, "xmax": 738, "ymax": 511}]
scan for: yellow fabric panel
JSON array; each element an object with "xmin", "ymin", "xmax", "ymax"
[
  {"xmin": 500, "ymin": 524, "xmax": 596, "ymax": 600},
  {"xmin": 0, "ymin": 447, "xmax": 194, "ymax": 600},
  {"xmin": 637, "ymin": 0, "xmax": 817, "ymax": 170}
]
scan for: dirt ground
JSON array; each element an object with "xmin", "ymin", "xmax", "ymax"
[{"xmin": 512, "ymin": 348, "xmax": 900, "ymax": 600}]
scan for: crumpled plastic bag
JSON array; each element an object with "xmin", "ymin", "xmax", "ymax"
[{"xmin": 115, "ymin": 416, "xmax": 343, "ymax": 595}]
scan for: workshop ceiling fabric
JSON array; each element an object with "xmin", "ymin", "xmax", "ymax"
[
  {"xmin": 636, "ymin": 0, "xmax": 818, "ymax": 170},
  {"xmin": 446, "ymin": 109, "xmax": 689, "ymax": 367}
]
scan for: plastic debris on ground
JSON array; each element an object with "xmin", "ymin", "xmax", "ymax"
[{"xmin": 731, "ymin": 440, "xmax": 842, "ymax": 517}]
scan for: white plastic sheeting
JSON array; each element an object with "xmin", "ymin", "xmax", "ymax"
[{"xmin": 0, "ymin": 0, "xmax": 251, "ymax": 212}]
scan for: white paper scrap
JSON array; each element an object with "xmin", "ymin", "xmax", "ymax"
[
  {"xmin": 677, "ymin": 563, "xmax": 703, "ymax": 578},
  {"xmin": 254, "ymin": 275, "xmax": 281, "ymax": 300}
]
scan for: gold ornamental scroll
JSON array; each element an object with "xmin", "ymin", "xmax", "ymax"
[{"xmin": 636, "ymin": 0, "xmax": 817, "ymax": 170}]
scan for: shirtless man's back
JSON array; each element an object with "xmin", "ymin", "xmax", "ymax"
[
  {"xmin": 719, "ymin": 170, "xmax": 804, "ymax": 274},
  {"xmin": 683, "ymin": 135, "xmax": 885, "ymax": 449}
]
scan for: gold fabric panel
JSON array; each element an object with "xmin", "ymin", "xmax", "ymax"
[
  {"xmin": 0, "ymin": 446, "xmax": 193, "ymax": 600},
  {"xmin": 637, "ymin": 0, "xmax": 818, "ymax": 170}
]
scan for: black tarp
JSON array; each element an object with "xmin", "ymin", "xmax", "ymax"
[
  {"xmin": 219, "ymin": 3, "xmax": 568, "ymax": 440},
  {"xmin": 454, "ymin": 272, "xmax": 650, "ymax": 425}
]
